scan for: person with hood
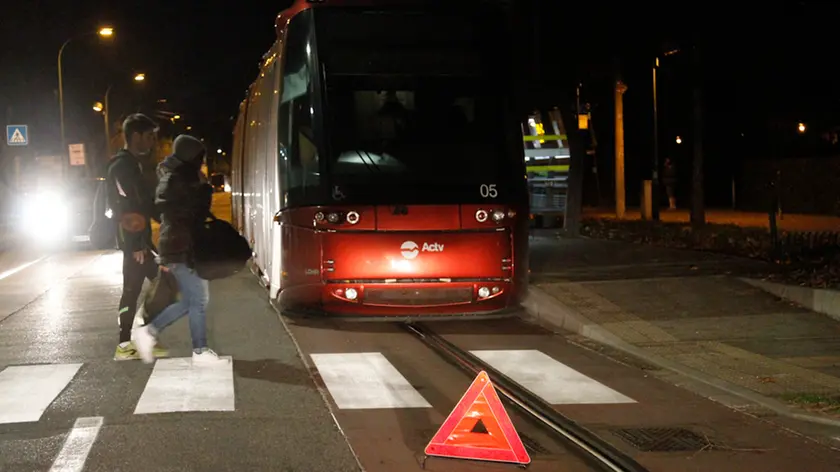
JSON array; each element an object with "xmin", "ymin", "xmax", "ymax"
[
  {"xmin": 106, "ymin": 113, "xmax": 167, "ymax": 361},
  {"xmin": 133, "ymin": 134, "xmax": 226, "ymax": 364}
]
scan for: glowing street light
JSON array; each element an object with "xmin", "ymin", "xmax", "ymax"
[
  {"xmin": 675, "ymin": 136, "xmax": 682, "ymax": 144},
  {"xmin": 98, "ymin": 27, "xmax": 114, "ymax": 37},
  {"xmin": 217, "ymin": 149, "xmax": 223, "ymax": 154},
  {"xmin": 173, "ymin": 114, "xmax": 181, "ymax": 120},
  {"xmin": 798, "ymin": 122, "xmax": 806, "ymax": 133},
  {"xmin": 134, "ymin": 73, "xmax": 145, "ymax": 82},
  {"xmin": 92, "ymin": 102, "xmax": 103, "ymax": 112}
]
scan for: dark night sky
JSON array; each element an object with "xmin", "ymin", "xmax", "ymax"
[
  {"xmin": 2, "ymin": 0, "xmax": 840, "ymax": 201},
  {"xmin": 1, "ymin": 0, "xmax": 282, "ymax": 163}
]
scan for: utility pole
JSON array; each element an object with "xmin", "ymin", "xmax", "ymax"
[
  {"xmin": 614, "ymin": 80, "xmax": 627, "ymax": 219},
  {"xmin": 565, "ymin": 99, "xmax": 586, "ymax": 235},
  {"xmin": 690, "ymin": 47, "xmax": 706, "ymax": 227}
]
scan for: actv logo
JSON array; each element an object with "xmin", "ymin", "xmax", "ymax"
[{"xmin": 400, "ymin": 241, "xmax": 444, "ymax": 260}]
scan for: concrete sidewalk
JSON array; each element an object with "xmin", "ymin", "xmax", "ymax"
[{"xmin": 524, "ymin": 232, "xmax": 840, "ymax": 437}]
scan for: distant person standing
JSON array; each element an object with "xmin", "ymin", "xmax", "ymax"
[
  {"xmin": 663, "ymin": 157, "xmax": 677, "ymax": 210},
  {"xmin": 134, "ymin": 135, "xmax": 226, "ymax": 364},
  {"xmin": 105, "ymin": 113, "xmax": 167, "ymax": 361}
]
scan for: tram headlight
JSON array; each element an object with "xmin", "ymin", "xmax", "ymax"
[
  {"xmin": 346, "ymin": 211, "xmax": 360, "ymax": 225},
  {"xmin": 492, "ymin": 210, "xmax": 505, "ymax": 223},
  {"xmin": 475, "ymin": 209, "xmax": 488, "ymax": 223},
  {"xmin": 314, "ymin": 212, "xmax": 325, "ymax": 223},
  {"xmin": 477, "ymin": 286, "xmax": 491, "ymax": 299},
  {"xmin": 345, "ymin": 287, "xmax": 358, "ymax": 300},
  {"xmin": 327, "ymin": 212, "xmax": 340, "ymax": 224}
]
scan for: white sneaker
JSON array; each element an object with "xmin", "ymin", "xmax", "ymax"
[
  {"xmin": 132, "ymin": 325, "xmax": 157, "ymax": 364},
  {"xmin": 133, "ymin": 306, "xmax": 147, "ymax": 330},
  {"xmin": 192, "ymin": 348, "xmax": 228, "ymax": 364}
]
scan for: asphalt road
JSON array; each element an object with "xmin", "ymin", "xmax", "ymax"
[
  {"xmin": 1, "ymin": 199, "xmax": 837, "ymax": 471},
  {"xmin": 0, "ymin": 249, "xmax": 360, "ymax": 472},
  {"xmin": 284, "ymin": 315, "xmax": 840, "ymax": 472}
]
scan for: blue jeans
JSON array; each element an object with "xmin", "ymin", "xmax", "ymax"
[{"xmin": 149, "ymin": 263, "xmax": 209, "ymax": 350}]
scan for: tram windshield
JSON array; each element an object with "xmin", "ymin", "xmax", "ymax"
[{"xmin": 314, "ymin": 7, "xmax": 519, "ymax": 202}]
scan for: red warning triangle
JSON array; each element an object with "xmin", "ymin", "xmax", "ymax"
[{"xmin": 425, "ymin": 371, "xmax": 531, "ymax": 465}]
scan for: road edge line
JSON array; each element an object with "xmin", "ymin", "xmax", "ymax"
[
  {"xmin": 266, "ymin": 294, "xmax": 367, "ymax": 472},
  {"xmin": 0, "ymin": 252, "xmax": 107, "ymax": 325},
  {"xmin": 521, "ymin": 284, "xmax": 840, "ymax": 429}
]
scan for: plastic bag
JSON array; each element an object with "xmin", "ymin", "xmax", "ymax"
[{"xmin": 142, "ymin": 267, "xmax": 180, "ymax": 322}]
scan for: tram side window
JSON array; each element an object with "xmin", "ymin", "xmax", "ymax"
[{"xmin": 280, "ymin": 10, "xmax": 319, "ymax": 204}]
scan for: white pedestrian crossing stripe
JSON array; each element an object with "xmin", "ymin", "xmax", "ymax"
[
  {"xmin": 0, "ymin": 363, "xmax": 83, "ymax": 424},
  {"xmin": 471, "ymin": 349, "xmax": 636, "ymax": 404},
  {"xmin": 0, "ymin": 349, "xmax": 634, "ymax": 424},
  {"xmin": 310, "ymin": 352, "xmax": 432, "ymax": 409},
  {"xmin": 134, "ymin": 357, "xmax": 235, "ymax": 414},
  {"xmin": 309, "ymin": 349, "xmax": 635, "ymax": 410},
  {"xmin": 0, "ymin": 358, "xmax": 236, "ymax": 424}
]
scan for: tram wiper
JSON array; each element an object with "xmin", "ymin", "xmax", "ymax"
[{"xmin": 354, "ymin": 150, "xmax": 382, "ymax": 174}]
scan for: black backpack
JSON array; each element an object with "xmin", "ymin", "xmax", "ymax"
[
  {"xmin": 88, "ymin": 178, "xmax": 117, "ymax": 249},
  {"xmin": 192, "ymin": 214, "xmax": 252, "ymax": 280}
]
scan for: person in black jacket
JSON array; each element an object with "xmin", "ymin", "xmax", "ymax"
[
  {"xmin": 106, "ymin": 113, "xmax": 167, "ymax": 361},
  {"xmin": 133, "ymin": 134, "xmax": 227, "ymax": 364}
]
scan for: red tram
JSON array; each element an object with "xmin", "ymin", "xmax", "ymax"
[{"xmin": 230, "ymin": 0, "xmax": 529, "ymax": 317}]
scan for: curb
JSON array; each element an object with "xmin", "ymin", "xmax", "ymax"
[
  {"xmin": 740, "ymin": 278, "xmax": 840, "ymax": 323},
  {"xmin": 522, "ymin": 285, "xmax": 840, "ymax": 429},
  {"xmin": 269, "ymin": 300, "xmax": 367, "ymax": 472}
]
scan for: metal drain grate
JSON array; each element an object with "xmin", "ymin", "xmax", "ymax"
[
  {"xmin": 612, "ymin": 428, "xmax": 709, "ymax": 452},
  {"xmin": 519, "ymin": 432, "xmax": 551, "ymax": 455}
]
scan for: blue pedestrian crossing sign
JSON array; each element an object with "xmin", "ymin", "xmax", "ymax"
[{"xmin": 6, "ymin": 125, "xmax": 28, "ymax": 146}]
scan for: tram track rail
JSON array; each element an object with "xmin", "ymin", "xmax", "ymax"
[{"xmin": 403, "ymin": 322, "xmax": 650, "ymax": 472}]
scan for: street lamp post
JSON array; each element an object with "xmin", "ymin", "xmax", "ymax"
[
  {"xmin": 103, "ymin": 84, "xmax": 114, "ymax": 157},
  {"xmin": 650, "ymin": 47, "xmax": 680, "ymax": 221},
  {"xmin": 96, "ymin": 73, "xmax": 145, "ymax": 159},
  {"xmin": 652, "ymin": 57, "xmax": 660, "ymax": 221},
  {"xmin": 57, "ymin": 27, "xmax": 114, "ymax": 156}
]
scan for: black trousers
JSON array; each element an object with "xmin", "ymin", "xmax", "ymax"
[{"xmin": 118, "ymin": 251, "xmax": 159, "ymax": 343}]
